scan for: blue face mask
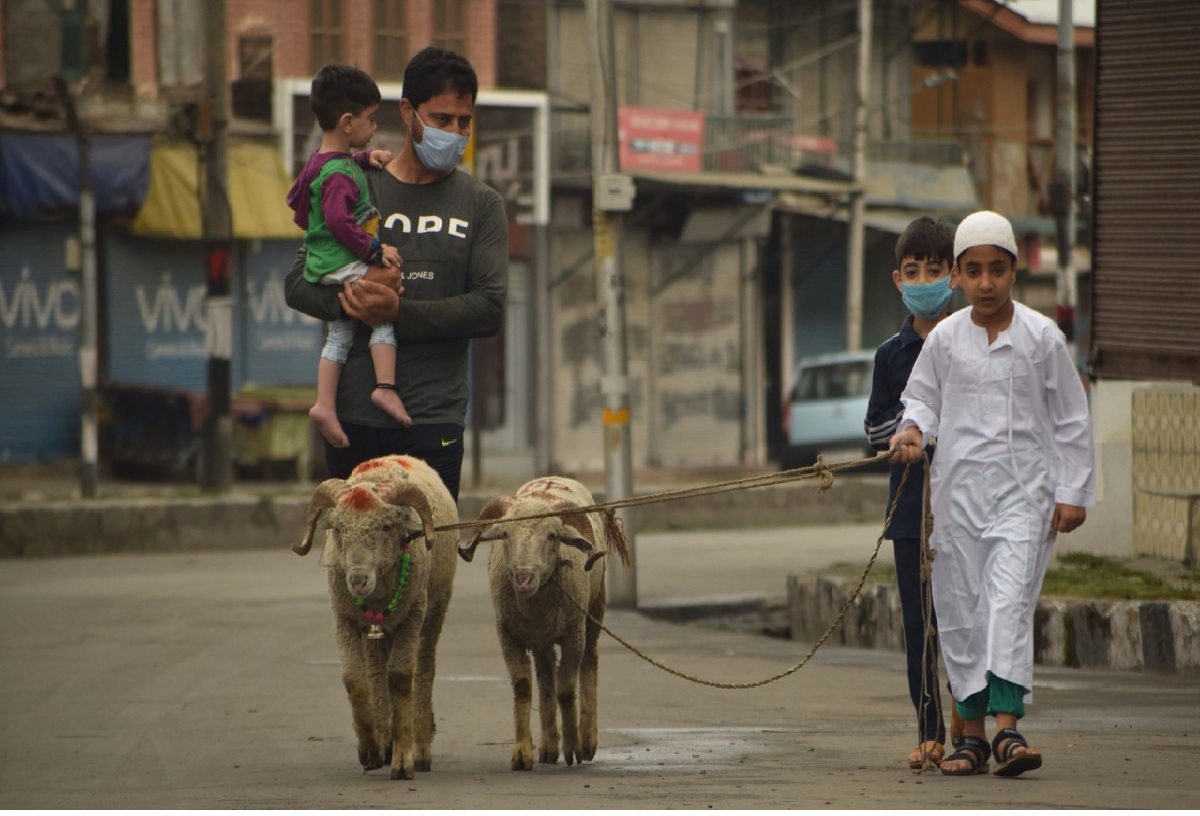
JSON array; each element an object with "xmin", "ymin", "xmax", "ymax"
[
  {"xmin": 901, "ymin": 278, "xmax": 953, "ymax": 319},
  {"xmin": 412, "ymin": 111, "xmax": 469, "ymax": 172}
]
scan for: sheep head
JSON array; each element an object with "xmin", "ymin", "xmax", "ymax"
[
  {"xmin": 486, "ymin": 497, "xmax": 595, "ymax": 597},
  {"xmin": 297, "ymin": 472, "xmax": 436, "ymax": 601}
]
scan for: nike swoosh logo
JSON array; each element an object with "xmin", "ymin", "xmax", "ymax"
[{"xmin": 441, "ymin": 438, "xmax": 458, "ymax": 447}]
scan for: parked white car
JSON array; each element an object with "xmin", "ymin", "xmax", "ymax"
[{"xmin": 780, "ymin": 350, "xmax": 877, "ymax": 471}]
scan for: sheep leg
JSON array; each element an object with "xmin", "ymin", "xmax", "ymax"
[
  {"xmin": 499, "ymin": 626, "xmax": 536, "ymax": 770},
  {"xmin": 385, "ymin": 608, "xmax": 424, "ymax": 781},
  {"xmin": 578, "ymin": 592, "xmax": 605, "ymax": 762},
  {"xmin": 555, "ymin": 634, "xmax": 583, "ymax": 767},
  {"xmin": 413, "ymin": 592, "xmax": 451, "ymax": 772},
  {"xmin": 533, "ymin": 646, "xmax": 561, "ymax": 765},
  {"xmin": 335, "ymin": 617, "xmax": 385, "ymax": 771}
]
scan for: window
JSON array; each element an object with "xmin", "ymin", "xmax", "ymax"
[
  {"xmin": 434, "ymin": 0, "xmax": 465, "ymax": 55},
  {"xmin": 793, "ymin": 360, "xmax": 873, "ymax": 401},
  {"xmin": 233, "ymin": 35, "xmax": 273, "ymax": 121},
  {"xmin": 914, "ymin": 40, "xmax": 968, "ymax": 69},
  {"xmin": 374, "ymin": 0, "xmax": 408, "ymax": 80},
  {"xmin": 310, "ymin": 0, "xmax": 343, "ymax": 72}
]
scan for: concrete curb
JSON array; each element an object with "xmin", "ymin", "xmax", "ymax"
[
  {"xmin": 0, "ymin": 495, "xmax": 312, "ymax": 558},
  {"xmin": 786, "ymin": 574, "xmax": 1200, "ymax": 674}
]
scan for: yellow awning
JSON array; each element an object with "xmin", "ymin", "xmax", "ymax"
[{"xmin": 130, "ymin": 141, "xmax": 300, "ymax": 239}]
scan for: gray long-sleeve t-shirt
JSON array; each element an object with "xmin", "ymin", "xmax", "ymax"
[{"xmin": 284, "ymin": 165, "xmax": 508, "ymax": 429}]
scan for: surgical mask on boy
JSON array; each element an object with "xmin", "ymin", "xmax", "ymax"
[
  {"xmin": 411, "ymin": 111, "xmax": 469, "ymax": 172},
  {"xmin": 901, "ymin": 277, "xmax": 953, "ymax": 319}
]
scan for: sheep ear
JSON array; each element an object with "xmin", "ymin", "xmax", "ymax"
[{"xmin": 295, "ymin": 479, "xmax": 346, "ymax": 555}]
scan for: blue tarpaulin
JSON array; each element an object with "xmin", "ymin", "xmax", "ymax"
[{"xmin": 0, "ymin": 132, "xmax": 151, "ymax": 218}]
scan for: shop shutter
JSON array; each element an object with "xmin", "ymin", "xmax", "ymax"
[
  {"xmin": 1091, "ymin": 0, "xmax": 1200, "ymax": 380},
  {"xmin": 0, "ymin": 222, "xmax": 81, "ymax": 461}
]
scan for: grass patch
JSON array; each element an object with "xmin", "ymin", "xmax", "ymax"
[
  {"xmin": 838, "ymin": 553, "xmax": 1197, "ymax": 601},
  {"xmin": 1041, "ymin": 553, "xmax": 1197, "ymax": 601}
]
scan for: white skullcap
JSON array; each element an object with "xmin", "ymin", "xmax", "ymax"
[{"xmin": 954, "ymin": 210, "xmax": 1018, "ymax": 260}]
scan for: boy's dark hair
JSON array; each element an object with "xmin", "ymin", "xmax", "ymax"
[
  {"xmin": 894, "ymin": 216, "xmax": 954, "ymax": 268},
  {"xmin": 401, "ymin": 47, "xmax": 478, "ymax": 109},
  {"xmin": 310, "ymin": 64, "xmax": 382, "ymax": 131}
]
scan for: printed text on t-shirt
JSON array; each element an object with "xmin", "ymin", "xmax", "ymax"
[{"xmin": 383, "ymin": 213, "xmax": 469, "ymax": 238}]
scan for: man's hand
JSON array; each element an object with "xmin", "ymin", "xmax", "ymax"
[
  {"xmin": 363, "ymin": 262, "xmax": 404, "ymax": 296},
  {"xmin": 340, "ymin": 273, "xmax": 401, "ymax": 325},
  {"xmin": 1050, "ymin": 504, "xmax": 1086, "ymax": 534},
  {"xmin": 888, "ymin": 426, "xmax": 924, "ymax": 465},
  {"xmin": 367, "ymin": 149, "xmax": 393, "ymax": 168}
]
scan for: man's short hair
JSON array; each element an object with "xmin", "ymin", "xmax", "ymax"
[
  {"xmin": 310, "ymin": 64, "xmax": 382, "ymax": 131},
  {"xmin": 894, "ymin": 216, "xmax": 954, "ymax": 268},
  {"xmin": 401, "ymin": 47, "xmax": 478, "ymax": 110}
]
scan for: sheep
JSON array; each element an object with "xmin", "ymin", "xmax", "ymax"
[
  {"xmin": 458, "ymin": 476, "xmax": 630, "ymax": 771},
  {"xmin": 293, "ymin": 454, "xmax": 458, "ymax": 780}
]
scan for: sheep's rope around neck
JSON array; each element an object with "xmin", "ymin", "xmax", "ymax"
[{"xmin": 356, "ymin": 551, "xmax": 412, "ymax": 640}]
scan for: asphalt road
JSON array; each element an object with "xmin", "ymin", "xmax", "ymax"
[{"xmin": 1, "ymin": 525, "xmax": 1198, "ymax": 809}]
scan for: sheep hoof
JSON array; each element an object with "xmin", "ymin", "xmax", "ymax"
[
  {"xmin": 414, "ymin": 745, "xmax": 432, "ymax": 772},
  {"xmin": 390, "ymin": 753, "xmax": 416, "ymax": 780},
  {"xmin": 359, "ymin": 747, "xmax": 384, "ymax": 772},
  {"xmin": 539, "ymin": 745, "xmax": 560, "ymax": 765},
  {"xmin": 512, "ymin": 745, "xmax": 536, "ymax": 771}
]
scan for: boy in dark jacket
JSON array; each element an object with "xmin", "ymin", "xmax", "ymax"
[{"xmin": 864, "ymin": 216, "xmax": 962, "ymax": 769}]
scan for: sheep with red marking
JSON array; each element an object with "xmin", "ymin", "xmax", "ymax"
[
  {"xmin": 293, "ymin": 454, "xmax": 457, "ymax": 780},
  {"xmin": 458, "ymin": 476, "xmax": 630, "ymax": 770}
]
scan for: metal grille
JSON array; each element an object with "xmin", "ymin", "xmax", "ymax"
[{"xmin": 1091, "ymin": 0, "xmax": 1200, "ymax": 381}]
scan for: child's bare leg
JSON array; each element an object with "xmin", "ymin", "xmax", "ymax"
[
  {"xmin": 369, "ymin": 343, "xmax": 412, "ymax": 427},
  {"xmin": 311, "ymin": 358, "xmax": 350, "ymax": 448}
]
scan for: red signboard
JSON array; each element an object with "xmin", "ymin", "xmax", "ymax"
[{"xmin": 618, "ymin": 106, "xmax": 705, "ymax": 173}]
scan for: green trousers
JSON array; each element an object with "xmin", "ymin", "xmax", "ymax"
[{"xmin": 955, "ymin": 672, "xmax": 1027, "ymax": 719}]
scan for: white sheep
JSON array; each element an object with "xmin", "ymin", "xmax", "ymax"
[
  {"xmin": 293, "ymin": 454, "xmax": 458, "ymax": 780},
  {"xmin": 458, "ymin": 476, "xmax": 630, "ymax": 770}
]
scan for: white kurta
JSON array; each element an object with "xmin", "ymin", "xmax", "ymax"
[{"xmin": 899, "ymin": 302, "xmax": 1094, "ymax": 702}]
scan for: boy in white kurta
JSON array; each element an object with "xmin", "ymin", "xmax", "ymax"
[{"xmin": 889, "ymin": 210, "xmax": 1094, "ymax": 778}]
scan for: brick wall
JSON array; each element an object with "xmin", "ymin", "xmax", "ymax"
[
  {"xmin": 0, "ymin": 0, "xmax": 6, "ymax": 88},
  {"xmin": 129, "ymin": 0, "xmax": 158, "ymax": 99},
  {"xmin": 121, "ymin": 0, "xmax": 497, "ymax": 104}
]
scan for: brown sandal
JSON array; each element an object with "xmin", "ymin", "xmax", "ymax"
[{"xmin": 907, "ymin": 740, "xmax": 945, "ymax": 769}]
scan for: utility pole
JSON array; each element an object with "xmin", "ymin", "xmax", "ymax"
[
  {"xmin": 55, "ymin": 76, "xmax": 99, "ymax": 498},
  {"xmin": 845, "ymin": 0, "xmax": 871, "ymax": 352},
  {"xmin": 585, "ymin": 0, "xmax": 637, "ymax": 609},
  {"xmin": 1054, "ymin": 0, "xmax": 1077, "ymax": 346},
  {"xmin": 201, "ymin": 0, "xmax": 233, "ymax": 492}
]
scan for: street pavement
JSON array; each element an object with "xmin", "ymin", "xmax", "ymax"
[{"xmin": 1, "ymin": 523, "xmax": 1198, "ymax": 809}]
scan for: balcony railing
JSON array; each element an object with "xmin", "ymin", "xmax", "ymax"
[{"xmin": 551, "ymin": 109, "xmax": 965, "ymax": 179}]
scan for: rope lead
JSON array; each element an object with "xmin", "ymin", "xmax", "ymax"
[{"xmin": 544, "ymin": 452, "xmax": 932, "ymax": 696}]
